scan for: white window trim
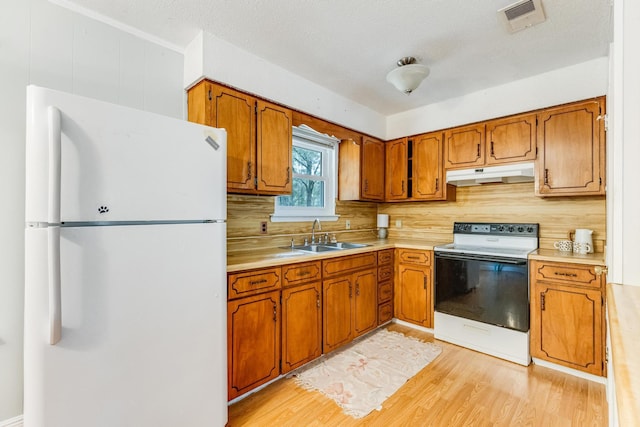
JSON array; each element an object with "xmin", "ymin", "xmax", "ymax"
[{"xmin": 271, "ymin": 125, "xmax": 340, "ymax": 223}]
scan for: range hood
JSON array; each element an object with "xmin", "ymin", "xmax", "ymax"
[{"xmin": 446, "ymin": 162, "xmax": 535, "ymax": 187}]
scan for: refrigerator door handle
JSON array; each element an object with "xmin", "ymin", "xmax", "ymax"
[
  {"xmin": 48, "ymin": 106, "xmax": 61, "ymax": 224},
  {"xmin": 48, "ymin": 226, "xmax": 62, "ymax": 344}
]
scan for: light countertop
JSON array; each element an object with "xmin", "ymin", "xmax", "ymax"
[
  {"xmin": 606, "ymin": 283, "xmax": 640, "ymax": 426},
  {"xmin": 529, "ymin": 248, "xmax": 606, "ymax": 265},
  {"xmin": 227, "ymin": 238, "xmax": 448, "ymax": 272},
  {"xmin": 228, "ymin": 239, "xmax": 607, "ymax": 272}
]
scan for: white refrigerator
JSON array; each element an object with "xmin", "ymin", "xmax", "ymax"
[{"xmin": 24, "ymin": 86, "xmax": 228, "ymax": 427}]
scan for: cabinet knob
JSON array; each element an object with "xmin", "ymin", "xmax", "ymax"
[{"xmin": 594, "ymin": 266, "xmax": 608, "ymax": 276}]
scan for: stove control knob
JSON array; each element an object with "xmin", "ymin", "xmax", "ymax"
[
  {"xmin": 508, "ymin": 226, "xmax": 515, "ymax": 232},
  {"xmin": 497, "ymin": 225, "xmax": 505, "ymax": 232},
  {"xmin": 517, "ymin": 226, "xmax": 524, "ymax": 232},
  {"xmin": 527, "ymin": 226, "xmax": 534, "ymax": 233}
]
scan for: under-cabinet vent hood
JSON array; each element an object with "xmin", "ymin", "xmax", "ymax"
[{"xmin": 446, "ymin": 162, "xmax": 535, "ymax": 187}]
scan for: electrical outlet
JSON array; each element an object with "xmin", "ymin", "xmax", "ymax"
[
  {"xmin": 345, "ymin": 220, "xmax": 351, "ymax": 230},
  {"xmin": 396, "ymin": 219, "xmax": 402, "ymax": 228},
  {"xmin": 260, "ymin": 221, "xmax": 268, "ymax": 234}
]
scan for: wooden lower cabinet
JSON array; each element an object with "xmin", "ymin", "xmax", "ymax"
[
  {"xmin": 281, "ymin": 282, "xmax": 322, "ymax": 374},
  {"xmin": 377, "ymin": 249, "xmax": 394, "ymax": 324},
  {"xmin": 323, "ymin": 268, "xmax": 378, "ymax": 353},
  {"xmin": 394, "ymin": 249, "xmax": 433, "ymax": 328},
  {"xmin": 530, "ymin": 260, "xmax": 606, "ymax": 376},
  {"xmin": 227, "ymin": 290, "xmax": 281, "ymax": 400}
]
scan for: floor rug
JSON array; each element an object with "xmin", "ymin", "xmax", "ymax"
[{"xmin": 292, "ymin": 328, "xmax": 442, "ymax": 419}]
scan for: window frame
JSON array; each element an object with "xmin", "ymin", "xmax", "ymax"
[{"xmin": 271, "ymin": 125, "xmax": 339, "ymax": 222}]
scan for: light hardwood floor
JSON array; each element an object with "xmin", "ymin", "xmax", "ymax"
[{"xmin": 228, "ymin": 324, "xmax": 607, "ymax": 426}]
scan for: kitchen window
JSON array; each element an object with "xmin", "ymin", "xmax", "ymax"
[{"xmin": 271, "ymin": 125, "xmax": 339, "ymax": 222}]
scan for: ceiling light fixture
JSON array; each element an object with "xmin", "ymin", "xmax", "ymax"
[{"xmin": 386, "ymin": 57, "xmax": 430, "ymax": 95}]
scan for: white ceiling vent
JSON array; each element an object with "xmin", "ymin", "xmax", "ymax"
[{"xmin": 498, "ymin": 0, "xmax": 546, "ymax": 33}]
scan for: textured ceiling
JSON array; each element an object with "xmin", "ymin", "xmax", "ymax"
[{"xmin": 61, "ymin": 0, "xmax": 612, "ymax": 115}]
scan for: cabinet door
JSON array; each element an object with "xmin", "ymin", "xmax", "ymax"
[
  {"xmin": 361, "ymin": 137, "xmax": 385, "ymax": 201},
  {"xmin": 227, "ymin": 291, "xmax": 280, "ymax": 400},
  {"xmin": 338, "ymin": 137, "xmax": 361, "ymax": 200},
  {"xmin": 486, "ymin": 113, "xmax": 537, "ymax": 165},
  {"xmin": 323, "ymin": 276, "xmax": 354, "ymax": 353},
  {"xmin": 395, "ymin": 264, "xmax": 431, "ymax": 327},
  {"xmin": 256, "ymin": 100, "xmax": 293, "ymax": 194},
  {"xmin": 413, "ymin": 132, "xmax": 445, "ymax": 200},
  {"xmin": 531, "ymin": 282, "xmax": 604, "ymax": 376},
  {"xmin": 444, "ymin": 123, "xmax": 485, "ymax": 169},
  {"xmin": 536, "ymin": 98, "xmax": 605, "ymax": 196},
  {"xmin": 353, "ymin": 269, "xmax": 378, "ymax": 337},
  {"xmin": 281, "ymin": 283, "xmax": 322, "ymax": 374},
  {"xmin": 211, "ymin": 85, "xmax": 256, "ymax": 192},
  {"xmin": 385, "ymin": 138, "xmax": 408, "ymax": 200}
]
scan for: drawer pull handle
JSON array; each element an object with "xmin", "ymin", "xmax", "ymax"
[
  {"xmin": 540, "ymin": 293, "xmax": 546, "ymax": 311},
  {"xmin": 407, "ymin": 256, "xmax": 420, "ymax": 260},
  {"xmin": 553, "ymin": 272, "xmax": 577, "ymax": 278},
  {"xmin": 297, "ymin": 270, "xmax": 310, "ymax": 276},
  {"xmin": 249, "ymin": 278, "xmax": 268, "ymax": 285}
]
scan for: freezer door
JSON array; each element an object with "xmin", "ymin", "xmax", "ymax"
[
  {"xmin": 26, "ymin": 85, "xmax": 227, "ymax": 223},
  {"xmin": 24, "ymin": 223, "xmax": 227, "ymax": 427}
]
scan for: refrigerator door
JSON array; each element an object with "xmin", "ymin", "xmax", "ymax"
[
  {"xmin": 25, "ymin": 85, "xmax": 227, "ymax": 223},
  {"xmin": 24, "ymin": 223, "xmax": 227, "ymax": 427}
]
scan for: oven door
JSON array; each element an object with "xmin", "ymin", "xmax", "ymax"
[{"xmin": 435, "ymin": 252, "xmax": 529, "ymax": 332}]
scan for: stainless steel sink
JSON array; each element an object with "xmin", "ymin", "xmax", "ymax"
[
  {"xmin": 321, "ymin": 242, "xmax": 370, "ymax": 249},
  {"xmin": 282, "ymin": 242, "xmax": 371, "ymax": 254},
  {"xmin": 291, "ymin": 244, "xmax": 343, "ymax": 253}
]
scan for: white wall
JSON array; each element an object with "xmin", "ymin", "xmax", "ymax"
[
  {"xmin": 608, "ymin": 0, "xmax": 640, "ymax": 286},
  {"xmin": 386, "ymin": 57, "xmax": 609, "ymax": 139},
  {"xmin": 184, "ymin": 31, "xmax": 387, "ymax": 139},
  {"xmin": 0, "ymin": 0, "xmax": 184, "ymax": 421}
]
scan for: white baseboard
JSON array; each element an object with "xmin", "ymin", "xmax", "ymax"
[
  {"xmin": 0, "ymin": 415, "xmax": 23, "ymax": 427},
  {"xmin": 392, "ymin": 318, "xmax": 435, "ymax": 334},
  {"xmin": 532, "ymin": 357, "xmax": 606, "ymax": 384}
]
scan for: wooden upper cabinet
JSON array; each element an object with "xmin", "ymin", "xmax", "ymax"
[
  {"xmin": 187, "ymin": 80, "xmax": 292, "ymax": 195},
  {"xmin": 444, "ymin": 123, "xmax": 485, "ymax": 169},
  {"xmin": 361, "ymin": 137, "xmax": 385, "ymax": 201},
  {"xmin": 536, "ymin": 97, "xmax": 606, "ymax": 196},
  {"xmin": 210, "ymin": 85, "xmax": 256, "ymax": 192},
  {"xmin": 385, "ymin": 138, "xmax": 408, "ymax": 200},
  {"xmin": 485, "ymin": 113, "xmax": 537, "ymax": 165},
  {"xmin": 412, "ymin": 132, "xmax": 447, "ymax": 201},
  {"xmin": 256, "ymin": 100, "xmax": 292, "ymax": 194}
]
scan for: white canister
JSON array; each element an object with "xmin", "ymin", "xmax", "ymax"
[{"xmin": 570, "ymin": 229, "xmax": 594, "ymax": 253}]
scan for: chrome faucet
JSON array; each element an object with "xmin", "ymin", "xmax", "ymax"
[{"xmin": 311, "ymin": 218, "xmax": 322, "ymax": 244}]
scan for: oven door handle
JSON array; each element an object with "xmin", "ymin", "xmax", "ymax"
[{"xmin": 435, "ymin": 252, "xmax": 528, "ymax": 265}]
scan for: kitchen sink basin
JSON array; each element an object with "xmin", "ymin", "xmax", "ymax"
[
  {"xmin": 281, "ymin": 242, "xmax": 371, "ymax": 254},
  {"xmin": 291, "ymin": 244, "xmax": 342, "ymax": 253},
  {"xmin": 321, "ymin": 242, "xmax": 370, "ymax": 249}
]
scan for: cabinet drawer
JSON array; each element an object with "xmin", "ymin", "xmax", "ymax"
[
  {"xmin": 533, "ymin": 261, "xmax": 603, "ymax": 289},
  {"xmin": 282, "ymin": 261, "xmax": 321, "ymax": 287},
  {"xmin": 396, "ymin": 249, "xmax": 431, "ymax": 266},
  {"xmin": 377, "ymin": 249, "xmax": 394, "ymax": 265},
  {"xmin": 378, "ymin": 281, "xmax": 393, "ymax": 303},
  {"xmin": 322, "ymin": 252, "xmax": 377, "ymax": 277},
  {"xmin": 228, "ymin": 267, "xmax": 282, "ymax": 300},
  {"xmin": 378, "ymin": 301, "xmax": 393, "ymax": 324},
  {"xmin": 378, "ymin": 265, "xmax": 393, "ymax": 282}
]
